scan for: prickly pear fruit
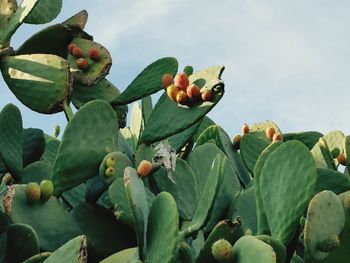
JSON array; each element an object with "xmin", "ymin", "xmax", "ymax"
[
  {"xmin": 265, "ymin": 127, "xmax": 276, "ymax": 140},
  {"xmin": 331, "ymin": 147, "xmax": 341, "ymax": 159},
  {"xmin": 175, "ymin": 73, "xmax": 189, "ymax": 91},
  {"xmin": 72, "ymin": 47, "xmax": 83, "ymax": 58},
  {"xmin": 317, "ymin": 235, "xmax": 340, "ymax": 253},
  {"xmin": 88, "ymin": 47, "xmax": 100, "ymax": 61},
  {"xmin": 54, "ymin": 125, "xmax": 60, "ymax": 138},
  {"xmin": 201, "ymin": 89, "xmax": 213, "ymax": 102},
  {"xmin": 25, "ymin": 183, "xmax": 41, "ymax": 205},
  {"xmin": 242, "ymin": 124, "xmax": 249, "ymax": 134},
  {"xmin": 187, "ymin": 84, "xmax": 201, "ymax": 101},
  {"xmin": 40, "ymin": 180, "xmax": 54, "ymax": 203},
  {"xmin": 176, "ymin": 90, "xmax": 190, "ymax": 106},
  {"xmin": 105, "ymin": 167, "xmax": 115, "ymax": 177},
  {"xmin": 162, "ymin": 74, "xmax": 174, "ymax": 87},
  {"xmin": 337, "ymin": 153, "xmax": 347, "ymax": 166},
  {"xmin": 137, "ymin": 160, "xmax": 152, "ymax": 177},
  {"xmin": 77, "ymin": 58, "xmax": 89, "ymax": 71},
  {"xmin": 272, "ymin": 133, "xmax": 282, "ymax": 142},
  {"xmin": 211, "ymin": 239, "xmax": 234, "ymax": 263},
  {"xmin": 106, "ymin": 157, "xmax": 116, "ymax": 168},
  {"xmin": 232, "ymin": 134, "xmax": 241, "ymax": 150},
  {"xmin": 68, "ymin": 43, "xmax": 77, "ymax": 53},
  {"xmin": 167, "ymin": 84, "xmax": 179, "ymax": 102}
]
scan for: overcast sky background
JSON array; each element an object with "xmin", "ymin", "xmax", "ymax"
[{"xmin": 1, "ymin": 0, "xmax": 350, "ymax": 137}]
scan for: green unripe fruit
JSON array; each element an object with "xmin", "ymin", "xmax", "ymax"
[
  {"xmin": 105, "ymin": 167, "xmax": 115, "ymax": 177},
  {"xmin": 106, "ymin": 157, "xmax": 116, "ymax": 168},
  {"xmin": 25, "ymin": 183, "xmax": 41, "ymax": 205},
  {"xmin": 211, "ymin": 239, "xmax": 234, "ymax": 263},
  {"xmin": 40, "ymin": 180, "xmax": 54, "ymax": 203},
  {"xmin": 183, "ymin": 65, "xmax": 194, "ymax": 76},
  {"xmin": 54, "ymin": 125, "xmax": 60, "ymax": 138}
]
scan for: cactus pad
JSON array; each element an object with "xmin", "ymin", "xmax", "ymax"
[{"xmin": 24, "ymin": 0, "xmax": 62, "ymax": 24}]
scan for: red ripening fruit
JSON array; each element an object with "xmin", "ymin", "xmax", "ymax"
[
  {"xmin": 201, "ymin": 89, "xmax": 213, "ymax": 102},
  {"xmin": 176, "ymin": 90, "xmax": 190, "ymax": 106},
  {"xmin": 272, "ymin": 133, "xmax": 282, "ymax": 142},
  {"xmin": 71, "ymin": 47, "xmax": 83, "ymax": 58},
  {"xmin": 137, "ymin": 160, "xmax": 152, "ymax": 177},
  {"xmin": 68, "ymin": 43, "xmax": 77, "ymax": 53},
  {"xmin": 265, "ymin": 127, "xmax": 276, "ymax": 140},
  {"xmin": 187, "ymin": 84, "xmax": 202, "ymax": 101},
  {"xmin": 242, "ymin": 124, "xmax": 249, "ymax": 134},
  {"xmin": 337, "ymin": 153, "xmax": 347, "ymax": 166},
  {"xmin": 162, "ymin": 74, "xmax": 174, "ymax": 87},
  {"xmin": 88, "ymin": 47, "xmax": 100, "ymax": 61},
  {"xmin": 77, "ymin": 58, "xmax": 89, "ymax": 71},
  {"xmin": 167, "ymin": 84, "xmax": 179, "ymax": 102},
  {"xmin": 175, "ymin": 73, "xmax": 190, "ymax": 91}
]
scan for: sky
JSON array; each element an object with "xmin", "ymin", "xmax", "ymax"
[{"xmin": 1, "ymin": 0, "xmax": 350, "ymax": 138}]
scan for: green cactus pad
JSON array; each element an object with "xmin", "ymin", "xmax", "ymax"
[
  {"xmin": 0, "ymin": 0, "xmax": 17, "ymax": 47},
  {"xmin": 41, "ymin": 135, "xmax": 60, "ymax": 165},
  {"xmin": 1, "ymin": 54, "xmax": 72, "ymax": 114},
  {"xmin": 168, "ymin": 119, "xmax": 201, "ymax": 152},
  {"xmin": 191, "ymin": 116, "xmax": 215, "ymax": 143},
  {"xmin": 130, "ymin": 102, "xmax": 143, "ymax": 140},
  {"xmin": 260, "ymin": 140, "xmax": 317, "ymax": 244},
  {"xmin": 61, "ymin": 183, "xmax": 86, "ymax": 208},
  {"xmin": 315, "ymin": 168, "xmax": 350, "ymax": 195},
  {"xmin": 68, "ymin": 38, "xmax": 112, "ymax": 85},
  {"xmin": 111, "ymin": 57, "xmax": 178, "ymax": 106},
  {"xmin": 240, "ymin": 133, "xmax": 270, "ymax": 174},
  {"xmin": 254, "ymin": 141, "xmax": 282, "ymax": 235},
  {"xmin": 4, "ymin": 184, "xmax": 82, "ymax": 251},
  {"xmin": 249, "ymin": 120, "xmax": 282, "ymax": 141},
  {"xmin": 62, "ymin": 10, "xmax": 88, "ymax": 30},
  {"xmin": 99, "ymin": 247, "xmax": 138, "ymax": 263},
  {"xmin": 71, "ymin": 203, "xmax": 137, "ymax": 262},
  {"xmin": 6, "ymin": 223, "xmax": 40, "ymax": 263},
  {"xmin": 24, "ymin": 0, "xmax": 62, "ymax": 24},
  {"xmin": 146, "ymin": 192, "xmax": 179, "ymax": 263},
  {"xmin": 256, "ymin": 235, "xmax": 286, "ymax": 263},
  {"xmin": 185, "ymin": 154, "xmax": 225, "ymax": 235},
  {"xmin": 99, "ymin": 151, "xmax": 133, "ymax": 186},
  {"xmin": 139, "ymin": 66, "xmax": 224, "ymax": 145},
  {"xmin": 153, "ymin": 158, "xmax": 197, "ymax": 220},
  {"xmin": 229, "ymin": 187, "xmax": 257, "ymax": 234},
  {"xmin": 197, "ymin": 219, "xmax": 243, "ymax": 263},
  {"xmin": 23, "ymin": 252, "xmax": 52, "ymax": 263},
  {"xmin": 177, "ymin": 242, "xmax": 193, "ymax": 263},
  {"xmin": 195, "ymin": 125, "xmax": 251, "ymax": 187},
  {"xmin": 0, "ymin": 103, "xmax": 23, "ymax": 180},
  {"xmin": 52, "ymin": 100, "xmax": 118, "ymax": 195},
  {"xmin": 72, "ymin": 78, "xmax": 127, "ymax": 128},
  {"xmin": 304, "ymin": 190, "xmax": 345, "ymax": 260},
  {"xmin": 43, "ymin": 235, "xmax": 87, "ymax": 263},
  {"xmin": 117, "ymin": 130, "xmax": 134, "ymax": 160},
  {"xmin": 0, "ymin": 231, "xmax": 6, "ymax": 263},
  {"xmin": 21, "ymin": 161, "xmax": 52, "ymax": 184},
  {"xmin": 108, "ymin": 178, "xmax": 154, "ymax": 226},
  {"xmin": 22, "ymin": 128, "xmax": 46, "ymax": 167},
  {"xmin": 232, "ymin": 235, "xmax": 276, "ymax": 263},
  {"xmin": 0, "ymin": 0, "xmax": 40, "ymax": 46},
  {"xmin": 283, "ymin": 131, "xmax": 323, "ymax": 150},
  {"xmin": 124, "ymin": 167, "xmax": 150, "ymax": 260}
]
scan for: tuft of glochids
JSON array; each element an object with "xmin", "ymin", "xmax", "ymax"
[
  {"xmin": 162, "ymin": 73, "xmax": 214, "ymax": 107},
  {"xmin": 67, "ymin": 43, "xmax": 101, "ymax": 71}
]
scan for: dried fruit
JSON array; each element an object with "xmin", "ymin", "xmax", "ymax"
[
  {"xmin": 175, "ymin": 73, "xmax": 189, "ymax": 91},
  {"xmin": 162, "ymin": 74, "xmax": 174, "ymax": 87},
  {"xmin": 187, "ymin": 84, "xmax": 201, "ymax": 101},
  {"xmin": 176, "ymin": 90, "xmax": 190, "ymax": 106},
  {"xmin": 167, "ymin": 84, "xmax": 179, "ymax": 102},
  {"xmin": 211, "ymin": 239, "xmax": 234, "ymax": 263},
  {"xmin": 201, "ymin": 89, "xmax": 213, "ymax": 102},
  {"xmin": 232, "ymin": 134, "xmax": 241, "ymax": 150},
  {"xmin": 40, "ymin": 180, "xmax": 54, "ymax": 203},
  {"xmin": 137, "ymin": 160, "xmax": 152, "ymax": 177},
  {"xmin": 71, "ymin": 47, "xmax": 83, "ymax": 58},
  {"xmin": 76, "ymin": 58, "xmax": 89, "ymax": 71},
  {"xmin": 242, "ymin": 124, "xmax": 249, "ymax": 134},
  {"xmin": 265, "ymin": 127, "xmax": 276, "ymax": 140},
  {"xmin": 88, "ymin": 47, "xmax": 100, "ymax": 61},
  {"xmin": 105, "ymin": 167, "xmax": 115, "ymax": 177},
  {"xmin": 337, "ymin": 153, "xmax": 347, "ymax": 166},
  {"xmin": 67, "ymin": 43, "xmax": 77, "ymax": 53},
  {"xmin": 25, "ymin": 183, "xmax": 41, "ymax": 205}
]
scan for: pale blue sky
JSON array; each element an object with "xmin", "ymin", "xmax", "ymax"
[{"xmin": 1, "ymin": 0, "xmax": 350, "ymax": 137}]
